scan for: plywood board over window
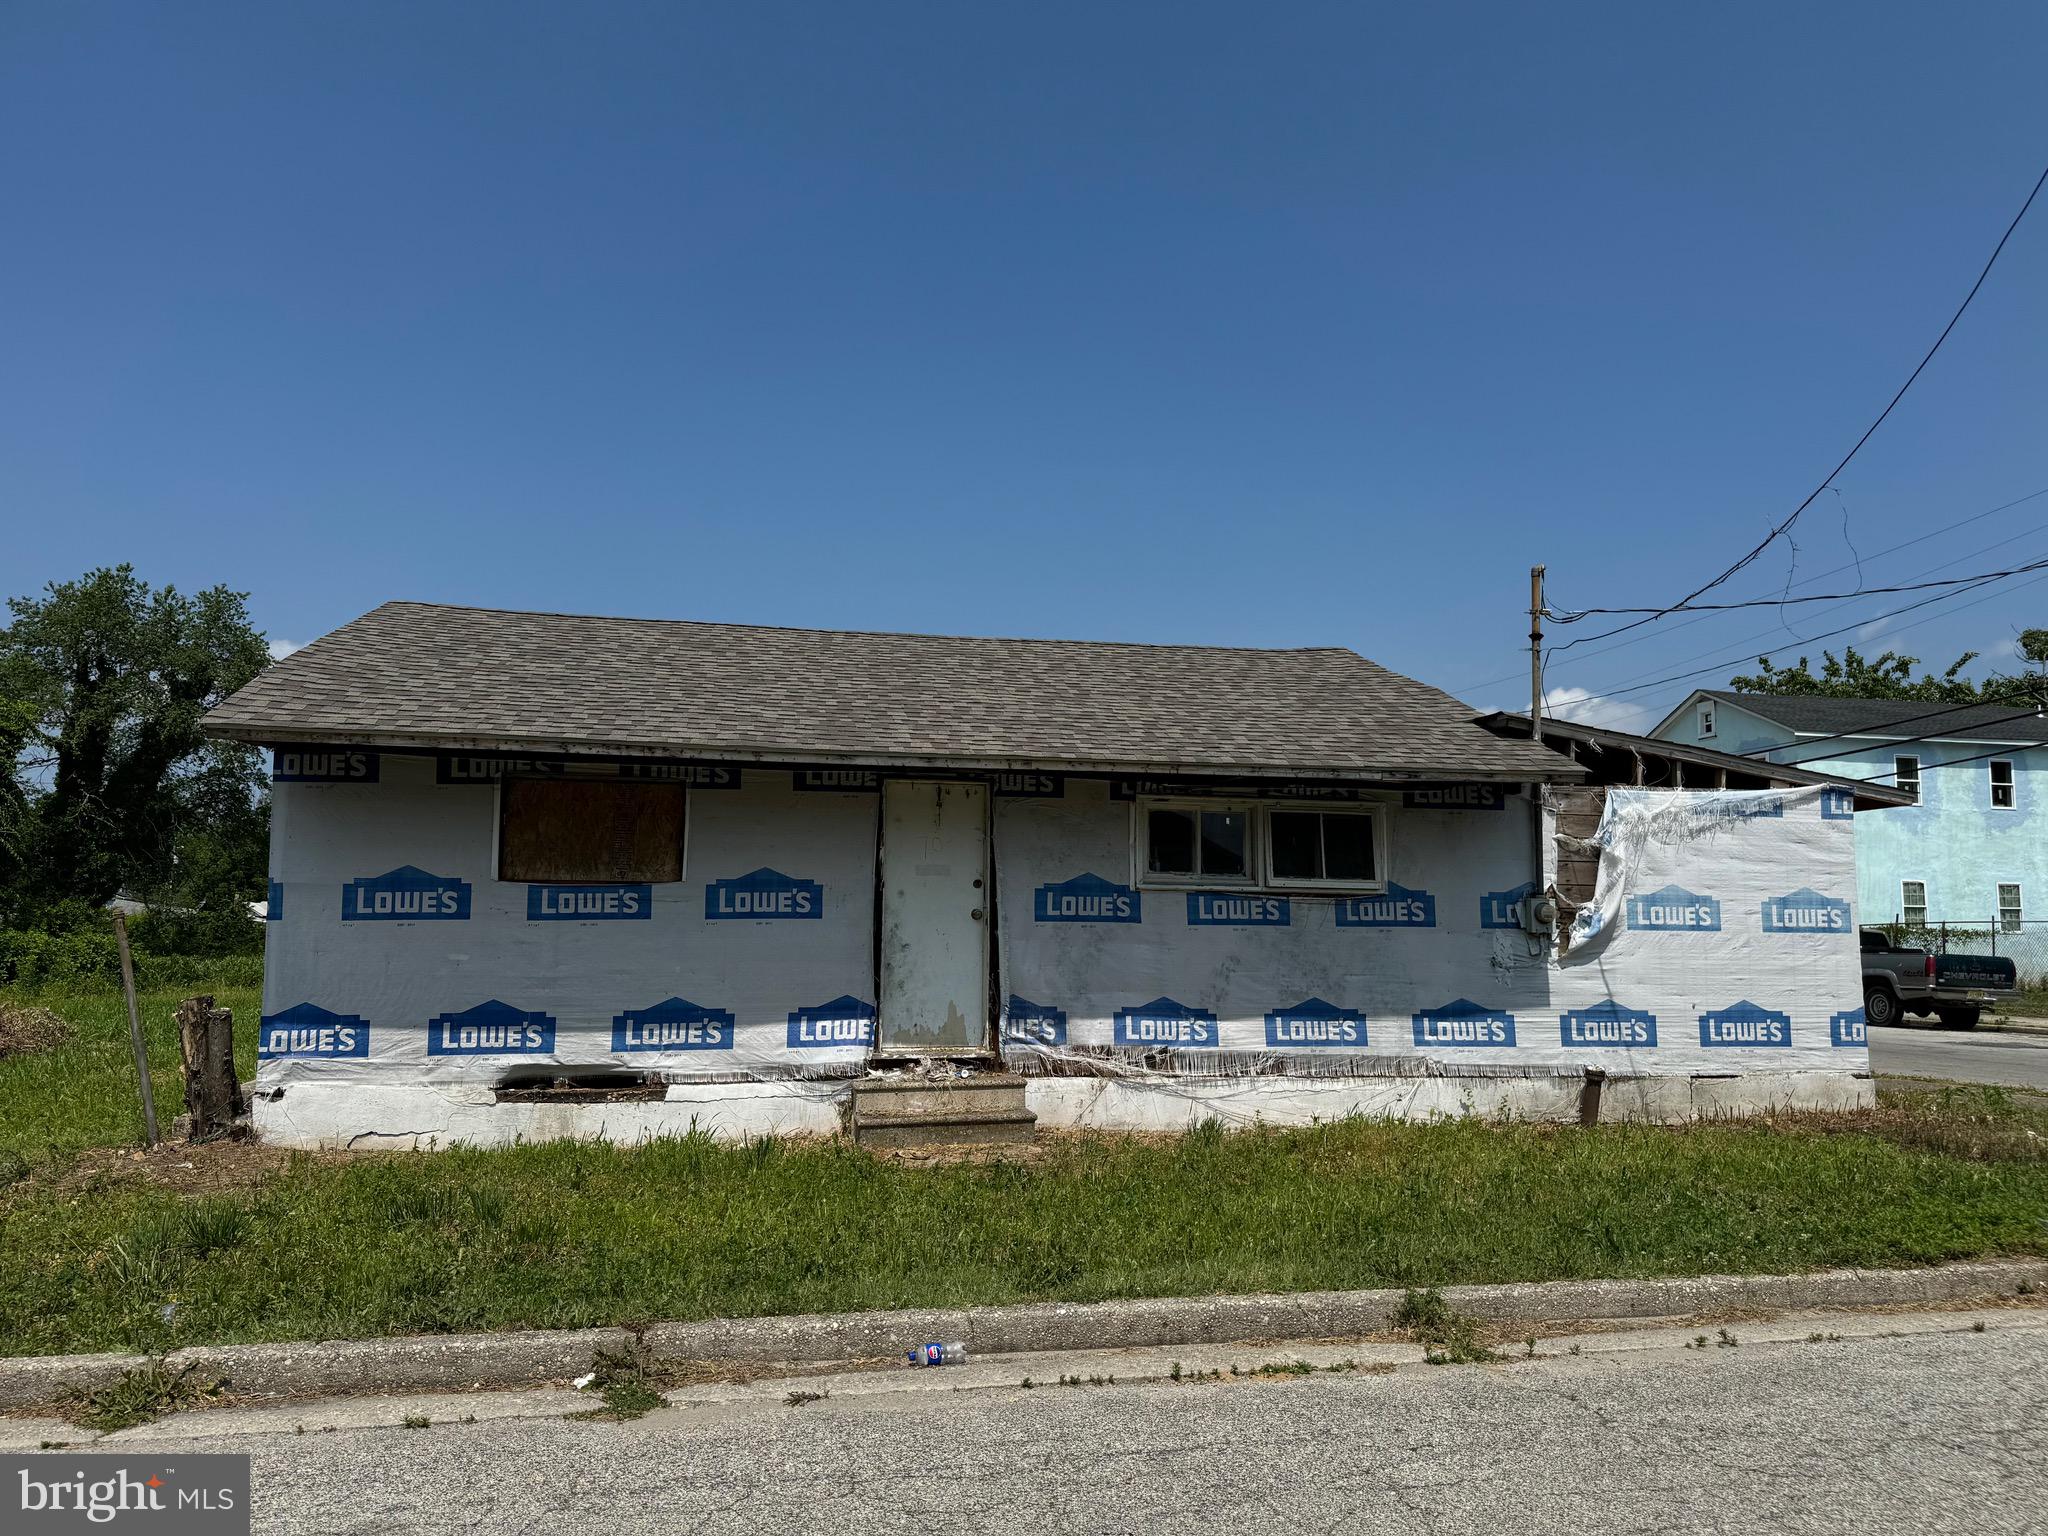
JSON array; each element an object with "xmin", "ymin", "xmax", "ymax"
[{"xmin": 500, "ymin": 778, "xmax": 685, "ymax": 883}]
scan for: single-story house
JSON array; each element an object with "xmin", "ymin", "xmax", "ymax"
[{"xmin": 203, "ymin": 602, "xmax": 1901, "ymax": 1147}]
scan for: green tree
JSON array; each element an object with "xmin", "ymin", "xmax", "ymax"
[
  {"xmin": 0, "ymin": 567, "xmax": 270, "ymax": 932},
  {"xmin": 1727, "ymin": 645, "xmax": 1984, "ymax": 702}
]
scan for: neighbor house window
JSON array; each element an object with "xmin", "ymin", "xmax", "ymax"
[
  {"xmin": 1895, "ymin": 756, "xmax": 1921, "ymax": 804},
  {"xmin": 1999, "ymin": 884, "xmax": 2023, "ymax": 933},
  {"xmin": 1142, "ymin": 803, "xmax": 1255, "ymax": 884},
  {"xmin": 1991, "ymin": 759, "xmax": 2016, "ymax": 809},
  {"xmin": 499, "ymin": 777, "xmax": 685, "ymax": 882},
  {"xmin": 1265, "ymin": 807, "xmax": 1382, "ymax": 889},
  {"xmin": 1697, "ymin": 702, "xmax": 1716, "ymax": 739},
  {"xmin": 1901, "ymin": 880, "xmax": 1927, "ymax": 928}
]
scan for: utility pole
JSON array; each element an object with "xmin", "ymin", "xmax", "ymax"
[{"xmin": 1529, "ymin": 565, "xmax": 1545, "ymax": 744}]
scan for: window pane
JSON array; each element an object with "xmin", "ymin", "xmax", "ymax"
[
  {"xmin": 1322, "ymin": 814, "xmax": 1376, "ymax": 881},
  {"xmin": 1902, "ymin": 882, "xmax": 1926, "ymax": 904},
  {"xmin": 1147, "ymin": 808, "xmax": 1197, "ymax": 875},
  {"xmin": 1199, "ymin": 810, "xmax": 1248, "ymax": 877},
  {"xmin": 1269, "ymin": 812, "xmax": 1321, "ymax": 880}
]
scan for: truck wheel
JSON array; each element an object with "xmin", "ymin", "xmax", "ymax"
[
  {"xmin": 1863, "ymin": 984, "xmax": 1900, "ymax": 1027},
  {"xmin": 1936, "ymin": 1005, "xmax": 1981, "ymax": 1030}
]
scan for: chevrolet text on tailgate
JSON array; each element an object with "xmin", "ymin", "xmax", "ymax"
[{"xmin": 1860, "ymin": 927, "xmax": 2016, "ymax": 1030}]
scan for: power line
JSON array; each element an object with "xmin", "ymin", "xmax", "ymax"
[
  {"xmin": 1551, "ymin": 157, "xmax": 2048, "ymax": 657},
  {"xmin": 1546, "ymin": 555, "xmax": 2048, "ymax": 619},
  {"xmin": 1450, "ymin": 484, "xmax": 2048, "ymax": 696}
]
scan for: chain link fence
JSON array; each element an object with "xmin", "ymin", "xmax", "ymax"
[{"xmin": 1875, "ymin": 917, "xmax": 2048, "ymax": 993}]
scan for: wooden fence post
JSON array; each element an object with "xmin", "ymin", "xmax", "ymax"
[{"xmin": 176, "ymin": 994, "xmax": 244, "ymax": 1141}]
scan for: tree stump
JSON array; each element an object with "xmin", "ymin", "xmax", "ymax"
[{"xmin": 176, "ymin": 994, "xmax": 245, "ymax": 1141}]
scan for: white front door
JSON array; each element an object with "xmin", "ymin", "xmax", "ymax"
[{"xmin": 879, "ymin": 780, "xmax": 990, "ymax": 1055}]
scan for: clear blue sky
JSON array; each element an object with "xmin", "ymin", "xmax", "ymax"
[{"xmin": 5, "ymin": 2, "xmax": 2045, "ymax": 734}]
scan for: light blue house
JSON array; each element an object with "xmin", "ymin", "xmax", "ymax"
[{"xmin": 1653, "ymin": 690, "xmax": 2047, "ymax": 936}]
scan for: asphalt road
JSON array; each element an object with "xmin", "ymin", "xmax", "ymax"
[
  {"xmin": 1868, "ymin": 1020, "xmax": 2048, "ymax": 1090},
  {"xmin": 190, "ymin": 1325, "xmax": 2044, "ymax": 1535}
]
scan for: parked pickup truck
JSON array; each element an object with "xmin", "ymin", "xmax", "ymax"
[{"xmin": 1860, "ymin": 927, "xmax": 2016, "ymax": 1030}]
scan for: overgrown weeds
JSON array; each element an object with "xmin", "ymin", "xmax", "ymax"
[
  {"xmin": 63, "ymin": 1362, "xmax": 219, "ymax": 1432},
  {"xmin": 1395, "ymin": 1288, "xmax": 1500, "ymax": 1365}
]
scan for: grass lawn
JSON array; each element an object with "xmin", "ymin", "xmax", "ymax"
[
  {"xmin": 0, "ymin": 982, "xmax": 260, "ymax": 1172},
  {"xmin": 4, "ymin": 985, "xmax": 2048, "ymax": 1360}
]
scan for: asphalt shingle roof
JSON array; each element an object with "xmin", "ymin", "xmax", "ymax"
[
  {"xmin": 204, "ymin": 602, "xmax": 1574, "ymax": 781},
  {"xmin": 1700, "ymin": 690, "xmax": 2048, "ymax": 744}
]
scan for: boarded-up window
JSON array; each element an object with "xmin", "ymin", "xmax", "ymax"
[{"xmin": 499, "ymin": 778, "xmax": 685, "ymax": 883}]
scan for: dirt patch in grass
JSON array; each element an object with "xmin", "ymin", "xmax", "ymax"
[{"xmin": 0, "ymin": 1004, "xmax": 69, "ymax": 1057}]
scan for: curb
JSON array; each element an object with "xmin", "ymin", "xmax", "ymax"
[{"xmin": 5, "ymin": 1258, "xmax": 2045, "ymax": 1412}]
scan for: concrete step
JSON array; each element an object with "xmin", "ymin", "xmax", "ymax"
[{"xmin": 852, "ymin": 1108, "xmax": 1039, "ymax": 1150}]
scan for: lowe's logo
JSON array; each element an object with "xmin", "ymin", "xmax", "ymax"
[
  {"xmin": 706, "ymin": 868, "xmax": 823, "ymax": 920},
  {"xmin": 1402, "ymin": 786, "xmax": 1505, "ymax": 811},
  {"xmin": 272, "ymin": 745, "xmax": 379, "ymax": 782},
  {"xmin": 1626, "ymin": 885, "xmax": 1721, "ymax": 932},
  {"xmin": 1820, "ymin": 787, "xmax": 1855, "ymax": 821},
  {"xmin": 1002, "ymin": 995, "xmax": 1068, "ymax": 1047},
  {"xmin": 1560, "ymin": 1000, "xmax": 1658, "ymax": 1049},
  {"xmin": 619, "ymin": 762, "xmax": 739, "ymax": 786},
  {"xmin": 1264, "ymin": 997, "xmax": 1368, "ymax": 1048},
  {"xmin": 1698, "ymin": 1001, "xmax": 1792, "ymax": 1048},
  {"xmin": 1830, "ymin": 1007, "xmax": 1868, "ymax": 1047},
  {"xmin": 1335, "ymin": 883, "xmax": 1437, "ymax": 927},
  {"xmin": 1114, "ymin": 997, "xmax": 1219, "ymax": 1048},
  {"xmin": 613, "ymin": 996, "xmax": 735, "ymax": 1052},
  {"xmin": 1761, "ymin": 887, "xmax": 1851, "ymax": 934},
  {"xmin": 266, "ymin": 880, "xmax": 283, "ymax": 921},
  {"xmin": 1413, "ymin": 999, "xmax": 1516, "ymax": 1048},
  {"xmin": 787, "ymin": 995, "xmax": 876, "ymax": 1049},
  {"xmin": 1034, "ymin": 872, "xmax": 1141, "ymax": 923},
  {"xmin": 1480, "ymin": 882, "xmax": 1537, "ymax": 930},
  {"xmin": 436, "ymin": 752, "xmax": 567, "ymax": 784},
  {"xmin": 528, "ymin": 883, "xmax": 652, "ymax": 921},
  {"xmin": 342, "ymin": 866, "xmax": 472, "ymax": 921},
  {"xmin": 992, "ymin": 773, "xmax": 1064, "ymax": 798},
  {"xmin": 793, "ymin": 769, "xmax": 880, "ymax": 792},
  {"xmin": 258, "ymin": 1002, "xmax": 368, "ymax": 1059},
  {"xmin": 1186, "ymin": 893, "xmax": 1289, "ymax": 926},
  {"xmin": 428, "ymin": 1000, "xmax": 556, "ymax": 1056}
]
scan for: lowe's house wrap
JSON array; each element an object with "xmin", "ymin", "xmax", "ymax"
[{"xmin": 206, "ymin": 602, "xmax": 1892, "ymax": 1146}]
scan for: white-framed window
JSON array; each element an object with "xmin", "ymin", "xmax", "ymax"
[
  {"xmin": 1901, "ymin": 880, "xmax": 1927, "ymax": 928},
  {"xmin": 1990, "ymin": 759, "xmax": 2016, "ymax": 810},
  {"xmin": 1697, "ymin": 702, "xmax": 1717, "ymax": 740},
  {"xmin": 1135, "ymin": 799, "xmax": 1387, "ymax": 894},
  {"xmin": 1139, "ymin": 801, "xmax": 1257, "ymax": 886},
  {"xmin": 1263, "ymin": 806, "xmax": 1385, "ymax": 891},
  {"xmin": 1895, "ymin": 755, "xmax": 1921, "ymax": 804},
  {"xmin": 1999, "ymin": 883, "xmax": 2023, "ymax": 933}
]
